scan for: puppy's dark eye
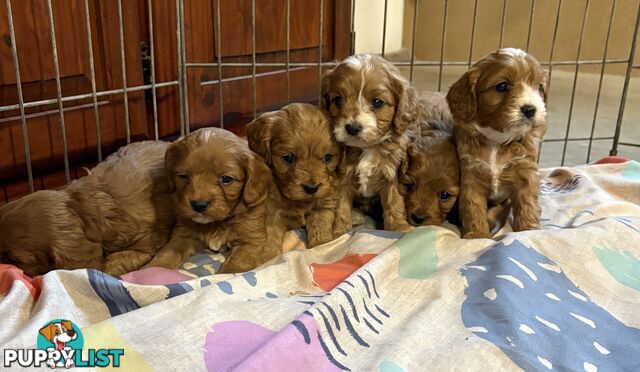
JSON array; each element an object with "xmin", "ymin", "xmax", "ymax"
[
  {"xmin": 177, "ymin": 173, "xmax": 190, "ymax": 181},
  {"xmin": 372, "ymin": 98, "xmax": 384, "ymax": 109},
  {"xmin": 331, "ymin": 96, "xmax": 343, "ymax": 107},
  {"xmin": 282, "ymin": 153, "xmax": 296, "ymax": 165},
  {"xmin": 495, "ymin": 82, "xmax": 509, "ymax": 92},
  {"xmin": 323, "ymin": 153, "xmax": 334, "ymax": 163},
  {"xmin": 403, "ymin": 183, "xmax": 415, "ymax": 192},
  {"xmin": 438, "ymin": 191, "xmax": 452, "ymax": 201},
  {"xmin": 219, "ymin": 175, "xmax": 234, "ymax": 185},
  {"xmin": 538, "ymin": 84, "xmax": 545, "ymax": 92},
  {"xmin": 55, "ymin": 329, "xmax": 60, "ymax": 335}
]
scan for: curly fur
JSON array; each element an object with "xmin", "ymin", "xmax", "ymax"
[
  {"xmin": 322, "ymin": 54, "xmax": 423, "ymax": 231},
  {"xmin": 247, "ymin": 103, "xmax": 351, "ymax": 248},
  {"xmin": 144, "ymin": 128, "xmax": 275, "ymax": 273},
  {"xmin": 0, "ymin": 141, "xmax": 175, "ymax": 276},
  {"xmin": 447, "ymin": 48, "xmax": 548, "ymax": 239}
]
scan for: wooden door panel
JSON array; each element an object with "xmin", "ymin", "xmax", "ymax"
[
  {"xmin": 0, "ymin": 0, "xmax": 87, "ymax": 85},
  {"xmin": 0, "ymin": 0, "xmax": 148, "ymax": 184},
  {"xmin": 218, "ymin": 0, "xmax": 321, "ymax": 57}
]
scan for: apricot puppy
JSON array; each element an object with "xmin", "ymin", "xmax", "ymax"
[
  {"xmin": 447, "ymin": 48, "xmax": 547, "ymax": 238},
  {"xmin": 247, "ymin": 103, "xmax": 350, "ymax": 248},
  {"xmin": 399, "ymin": 133, "xmax": 459, "ymax": 227},
  {"xmin": 144, "ymin": 127, "xmax": 274, "ymax": 273},
  {"xmin": 0, "ymin": 141, "xmax": 174, "ymax": 276}
]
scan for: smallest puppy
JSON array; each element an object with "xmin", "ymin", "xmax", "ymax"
[
  {"xmin": 247, "ymin": 103, "xmax": 350, "ymax": 248},
  {"xmin": 399, "ymin": 131, "xmax": 459, "ymax": 227}
]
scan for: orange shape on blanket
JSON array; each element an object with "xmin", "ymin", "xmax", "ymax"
[
  {"xmin": 0, "ymin": 264, "xmax": 41, "ymax": 299},
  {"xmin": 309, "ymin": 254, "xmax": 377, "ymax": 291}
]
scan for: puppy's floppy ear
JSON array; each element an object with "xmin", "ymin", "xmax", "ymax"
[
  {"xmin": 446, "ymin": 70, "xmax": 477, "ymax": 123},
  {"xmin": 321, "ymin": 67, "xmax": 335, "ymax": 111},
  {"xmin": 399, "ymin": 149, "xmax": 411, "ymax": 179},
  {"xmin": 541, "ymin": 71, "xmax": 549, "ymax": 104},
  {"xmin": 164, "ymin": 140, "xmax": 184, "ymax": 192},
  {"xmin": 246, "ymin": 112, "xmax": 277, "ymax": 164},
  {"xmin": 388, "ymin": 66, "xmax": 419, "ymax": 134},
  {"xmin": 39, "ymin": 323, "xmax": 56, "ymax": 342},
  {"xmin": 242, "ymin": 152, "xmax": 272, "ymax": 208}
]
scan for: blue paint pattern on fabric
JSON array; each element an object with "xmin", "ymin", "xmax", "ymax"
[
  {"xmin": 217, "ymin": 281, "xmax": 233, "ymax": 294},
  {"xmin": 461, "ymin": 240, "xmax": 640, "ymax": 371},
  {"xmin": 265, "ymin": 292, "xmax": 277, "ymax": 298},
  {"xmin": 87, "ymin": 269, "xmax": 139, "ymax": 316},
  {"xmin": 242, "ymin": 272, "xmax": 257, "ymax": 286},
  {"xmin": 165, "ymin": 283, "xmax": 191, "ymax": 298}
]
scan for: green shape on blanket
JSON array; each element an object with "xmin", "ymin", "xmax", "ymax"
[
  {"xmin": 593, "ymin": 246, "xmax": 640, "ymax": 292},
  {"xmin": 379, "ymin": 360, "xmax": 405, "ymax": 372},
  {"xmin": 397, "ymin": 228, "xmax": 438, "ymax": 279},
  {"xmin": 621, "ymin": 160, "xmax": 640, "ymax": 181}
]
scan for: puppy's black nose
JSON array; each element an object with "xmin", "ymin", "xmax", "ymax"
[
  {"xmin": 521, "ymin": 105, "xmax": 536, "ymax": 119},
  {"xmin": 411, "ymin": 213, "xmax": 426, "ymax": 225},
  {"xmin": 345, "ymin": 123, "xmax": 362, "ymax": 136},
  {"xmin": 66, "ymin": 330, "xmax": 76, "ymax": 337},
  {"xmin": 190, "ymin": 200, "xmax": 210, "ymax": 213},
  {"xmin": 303, "ymin": 184, "xmax": 319, "ymax": 195}
]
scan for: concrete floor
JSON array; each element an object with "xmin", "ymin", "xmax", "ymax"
[{"xmin": 392, "ymin": 64, "xmax": 640, "ymax": 168}]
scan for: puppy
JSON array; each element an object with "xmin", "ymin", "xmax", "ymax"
[
  {"xmin": 322, "ymin": 54, "xmax": 421, "ymax": 231},
  {"xmin": 246, "ymin": 103, "xmax": 350, "ymax": 248},
  {"xmin": 0, "ymin": 141, "xmax": 174, "ymax": 276},
  {"xmin": 144, "ymin": 128, "xmax": 274, "ymax": 273},
  {"xmin": 446, "ymin": 48, "xmax": 547, "ymax": 238},
  {"xmin": 399, "ymin": 130, "xmax": 459, "ymax": 227}
]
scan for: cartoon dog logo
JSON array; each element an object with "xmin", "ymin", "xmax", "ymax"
[{"xmin": 39, "ymin": 320, "xmax": 77, "ymax": 368}]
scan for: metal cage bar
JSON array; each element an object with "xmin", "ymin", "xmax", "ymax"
[
  {"xmin": 560, "ymin": 0, "xmax": 590, "ymax": 166},
  {"xmin": 4, "ymin": 0, "xmax": 34, "ymax": 192},
  {"xmin": 116, "ymin": 0, "xmax": 131, "ymax": 143},
  {"xmin": 147, "ymin": 0, "xmax": 159, "ymax": 140},
  {"xmin": 46, "ymin": 0, "xmax": 71, "ymax": 183},
  {"xmin": 611, "ymin": 2, "xmax": 640, "ymax": 156},
  {"xmin": 586, "ymin": 0, "xmax": 617, "ymax": 163},
  {"xmin": 216, "ymin": 0, "xmax": 224, "ymax": 128},
  {"xmin": 83, "ymin": 0, "xmax": 102, "ymax": 161}
]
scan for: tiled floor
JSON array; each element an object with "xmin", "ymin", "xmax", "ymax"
[{"xmin": 392, "ymin": 64, "xmax": 640, "ymax": 168}]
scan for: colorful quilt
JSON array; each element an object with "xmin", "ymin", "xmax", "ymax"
[{"xmin": 1, "ymin": 159, "xmax": 640, "ymax": 371}]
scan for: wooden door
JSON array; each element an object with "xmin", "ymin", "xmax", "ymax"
[
  {"xmin": 151, "ymin": 0, "xmax": 352, "ymax": 137},
  {"xmin": 0, "ymin": 0, "xmax": 148, "ymax": 200}
]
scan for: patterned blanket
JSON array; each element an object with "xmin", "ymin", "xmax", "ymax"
[{"xmin": 1, "ymin": 159, "xmax": 640, "ymax": 371}]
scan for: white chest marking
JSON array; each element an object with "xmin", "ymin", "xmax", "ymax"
[
  {"xmin": 488, "ymin": 146, "xmax": 509, "ymax": 202},
  {"xmin": 356, "ymin": 148, "xmax": 378, "ymax": 197}
]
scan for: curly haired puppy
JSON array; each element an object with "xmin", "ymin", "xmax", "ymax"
[
  {"xmin": 322, "ymin": 54, "xmax": 422, "ymax": 231},
  {"xmin": 447, "ymin": 48, "xmax": 547, "ymax": 239},
  {"xmin": 247, "ymin": 103, "xmax": 350, "ymax": 248},
  {"xmin": 399, "ymin": 126, "xmax": 459, "ymax": 227},
  {"xmin": 0, "ymin": 141, "xmax": 174, "ymax": 276},
  {"xmin": 144, "ymin": 128, "xmax": 273, "ymax": 273}
]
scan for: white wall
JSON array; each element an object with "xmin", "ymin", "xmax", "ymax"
[{"xmin": 354, "ymin": 0, "xmax": 404, "ymax": 54}]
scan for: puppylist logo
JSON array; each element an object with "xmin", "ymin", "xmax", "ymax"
[{"xmin": 3, "ymin": 319, "xmax": 124, "ymax": 369}]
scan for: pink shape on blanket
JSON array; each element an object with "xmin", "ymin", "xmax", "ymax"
[
  {"xmin": 119, "ymin": 267, "xmax": 193, "ymax": 285},
  {"xmin": 204, "ymin": 317, "xmax": 340, "ymax": 371}
]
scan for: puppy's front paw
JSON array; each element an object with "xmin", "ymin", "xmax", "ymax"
[
  {"xmin": 512, "ymin": 222, "xmax": 540, "ymax": 232},
  {"xmin": 463, "ymin": 231, "xmax": 492, "ymax": 239},
  {"xmin": 384, "ymin": 220, "xmax": 413, "ymax": 232}
]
